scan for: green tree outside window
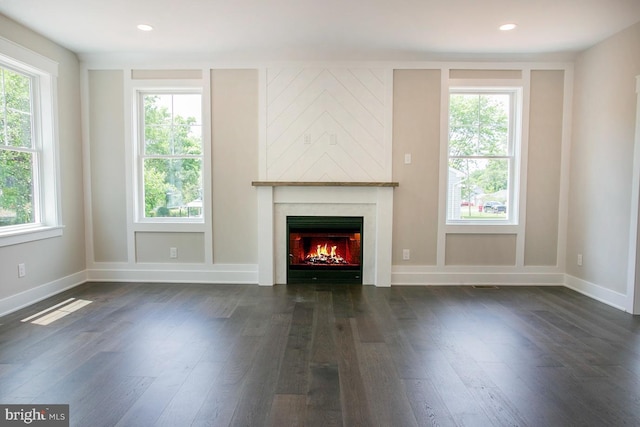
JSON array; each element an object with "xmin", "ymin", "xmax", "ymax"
[
  {"xmin": 0, "ymin": 67, "xmax": 36, "ymax": 227},
  {"xmin": 448, "ymin": 91, "xmax": 515, "ymax": 221},
  {"xmin": 141, "ymin": 93, "xmax": 203, "ymax": 218}
]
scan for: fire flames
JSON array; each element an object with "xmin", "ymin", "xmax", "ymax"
[{"xmin": 306, "ymin": 243, "xmax": 347, "ymax": 264}]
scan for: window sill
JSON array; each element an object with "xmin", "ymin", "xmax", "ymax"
[
  {"xmin": 0, "ymin": 225, "xmax": 64, "ymax": 248},
  {"xmin": 133, "ymin": 222, "xmax": 205, "ymax": 233},
  {"xmin": 444, "ymin": 223, "xmax": 520, "ymax": 234}
]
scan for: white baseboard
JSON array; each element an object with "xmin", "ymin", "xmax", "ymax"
[
  {"xmin": 391, "ymin": 266, "xmax": 564, "ymax": 286},
  {"xmin": 0, "ymin": 270, "xmax": 87, "ymax": 317},
  {"xmin": 564, "ymin": 274, "xmax": 627, "ymax": 312},
  {"xmin": 0, "ymin": 267, "xmax": 630, "ymax": 318},
  {"xmin": 391, "ymin": 266, "xmax": 629, "ymax": 312},
  {"xmin": 87, "ymin": 263, "xmax": 258, "ymax": 284}
]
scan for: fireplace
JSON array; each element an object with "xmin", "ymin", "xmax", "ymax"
[
  {"xmin": 287, "ymin": 216, "xmax": 363, "ymax": 284},
  {"xmin": 254, "ymin": 183, "xmax": 396, "ymax": 286}
]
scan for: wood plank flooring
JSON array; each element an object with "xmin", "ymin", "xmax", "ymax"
[{"xmin": 2, "ymin": 282, "xmax": 640, "ymax": 426}]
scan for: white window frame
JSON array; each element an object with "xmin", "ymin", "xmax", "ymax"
[
  {"xmin": 0, "ymin": 37, "xmax": 61, "ymax": 247},
  {"xmin": 132, "ymin": 81, "xmax": 206, "ymax": 225},
  {"xmin": 445, "ymin": 85, "xmax": 523, "ymax": 226}
]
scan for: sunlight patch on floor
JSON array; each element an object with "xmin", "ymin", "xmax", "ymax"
[{"xmin": 21, "ymin": 298, "xmax": 93, "ymax": 325}]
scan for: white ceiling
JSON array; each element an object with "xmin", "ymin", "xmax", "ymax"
[{"xmin": 1, "ymin": 0, "xmax": 640, "ymax": 62}]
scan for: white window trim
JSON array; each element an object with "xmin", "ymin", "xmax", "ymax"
[
  {"xmin": 0, "ymin": 37, "xmax": 62, "ymax": 248},
  {"xmin": 131, "ymin": 79, "xmax": 209, "ymax": 227},
  {"xmin": 444, "ymin": 85, "xmax": 523, "ymax": 227}
]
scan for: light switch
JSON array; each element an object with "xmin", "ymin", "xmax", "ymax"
[{"xmin": 404, "ymin": 153, "xmax": 412, "ymax": 164}]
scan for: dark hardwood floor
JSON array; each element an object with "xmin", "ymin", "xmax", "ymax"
[{"xmin": 1, "ymin": 282, "xmax": 640, "ymax": 426}]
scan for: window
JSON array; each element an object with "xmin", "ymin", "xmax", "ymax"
[
  {"xmin": 0, "ymin": 67, "xmax": 36, "ymax": 226},
  {"xmin": 0, "ymin": 41, "xmax": 60, "ymax": 247},
  {"xmin": 446, "ymin": 88, "xmax": 521, "ymax": 224},
  {"xmin": 136, "ymin": 91, "xmax": 203, "ymax": 221}
]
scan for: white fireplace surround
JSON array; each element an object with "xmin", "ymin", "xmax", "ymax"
[{"xmin": 255, "ymin": 184, "xmax": 395, "ymax": 286}]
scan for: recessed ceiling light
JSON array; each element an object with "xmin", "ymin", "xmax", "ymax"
[
  {"xmin": 499, "ymin": 23, "xmax": 517, "ymax": 31},
  {"xmin": 137, "ymin": 24, "xmax": 154, "ymax": 32}
]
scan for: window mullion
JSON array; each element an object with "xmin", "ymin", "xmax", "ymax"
[
  {"xmin": 450, "ymin": 155, "xmax": 511, "ymax": 160},
  {"xmin": 0, "ymin": 145, "xmax": 37, "ymax": 154},
  {"xmin": 141, "ymin": 154, "xmax": 202, "ymax": 160}
]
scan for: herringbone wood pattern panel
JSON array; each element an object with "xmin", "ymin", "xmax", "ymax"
[{"xmin": 266, "ymin": 68, "xmax": 388, "ymax": 182}]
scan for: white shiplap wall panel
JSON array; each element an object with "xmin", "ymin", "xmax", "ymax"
[
  {"xmin": 267, "ymin": 70, "xmax": 384, "ymax": 146},
  {"xmin": 265, "ymin": 67, "xmax": 391, "ymax": 182},
  {"xmin": 327, "ymin": 68, "xmax": 385, "ymax": 127},
  {"xmin": 349, "ymin": 68, "xmax": 385, "ymax": 100},
  {"xmin": 370, "ymin": 68, "xmax": 387, "ymax": 85},
  {"xmin": 267, "ymin": 112, "xmax": 385, "ymax": 180},
  {"xmin": 266, "ymin": 68, "xmax": 305, "ymax": 102},
  {"xmin": 267, "ymin": 77, "xmax": 330, "ymax": 147},
  {"xmin": 267, "ymin": 68, "xmax": 322, "ymax": 126}
]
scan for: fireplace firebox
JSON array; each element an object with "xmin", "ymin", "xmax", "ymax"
[{"xmin": 287, "ymin": 216, "xmax": 363, "ymax": 284}]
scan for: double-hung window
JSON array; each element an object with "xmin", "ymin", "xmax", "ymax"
[
  {"xmin": 0, "ymin": 42, "xmax": 60, "ymax": 247},
  {"xmin": 136, "ymin": 90, "xmax": 203, "ymax": 222},
  {"xmin": 446, "ymin": 87, "xmax": 521, "ymax": 224},
  {"xmin": 0, "ymin": 66, "xmax": 36, "ymax": 227}
]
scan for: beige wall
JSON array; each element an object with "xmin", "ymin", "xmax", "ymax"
[
  {"xmin": 449, "ymin": 69, "xmax": 523, "ymax": 80},
  {"xmin": 0, "ymin": 14, "xmax": 85, "ymax": 302},
  {"xmin": 131, "ymin": 69, "xmax": 202, "ymax": 80},
  {"xmin": 88, "ymin": 70, "xmax": 128, "ymax": 262},
  {"xmin": 568, "ymin": 22, "xmax": 640, "ymax": 294},
  {"xmin": 135, "ymin": 232, "xmax": 205, "ymax": 263},
  {"xmin": 392, "ymin": 69, "xmax": 441, "ymax": 265},
  {"xmin": 446, "ymin": 234, "xmax": 517, "ymax": 265},
  {"xmin": 524, "ymin": 70, "xmax": 565, "ymax": 266},
  {"xmin": 211, "ymin": 69, "xmax": 259, "ymax": 264}
]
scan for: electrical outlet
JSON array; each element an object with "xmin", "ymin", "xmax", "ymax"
[
  {"xmin": 18, "ymin": 263, "xmax": 26, "ymax": 278},
  {"xmin": 303, "ymin": 133, "xmax": 311, "ymax": 144},
  {"xmin": 402, "ymin": 249, "xmax": 410, "ymax": 260},
  {"xmin": 169, "ymin": 247, "xmax": 178, "ymax": 259},
  {"xmin": 577, "ymin": 254, "xmax": 583, "ymax": 266}
]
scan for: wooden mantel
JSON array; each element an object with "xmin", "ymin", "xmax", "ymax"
[{"xmin": 251, "ymin": 181, "xmax": 399, "ymax": 187}]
